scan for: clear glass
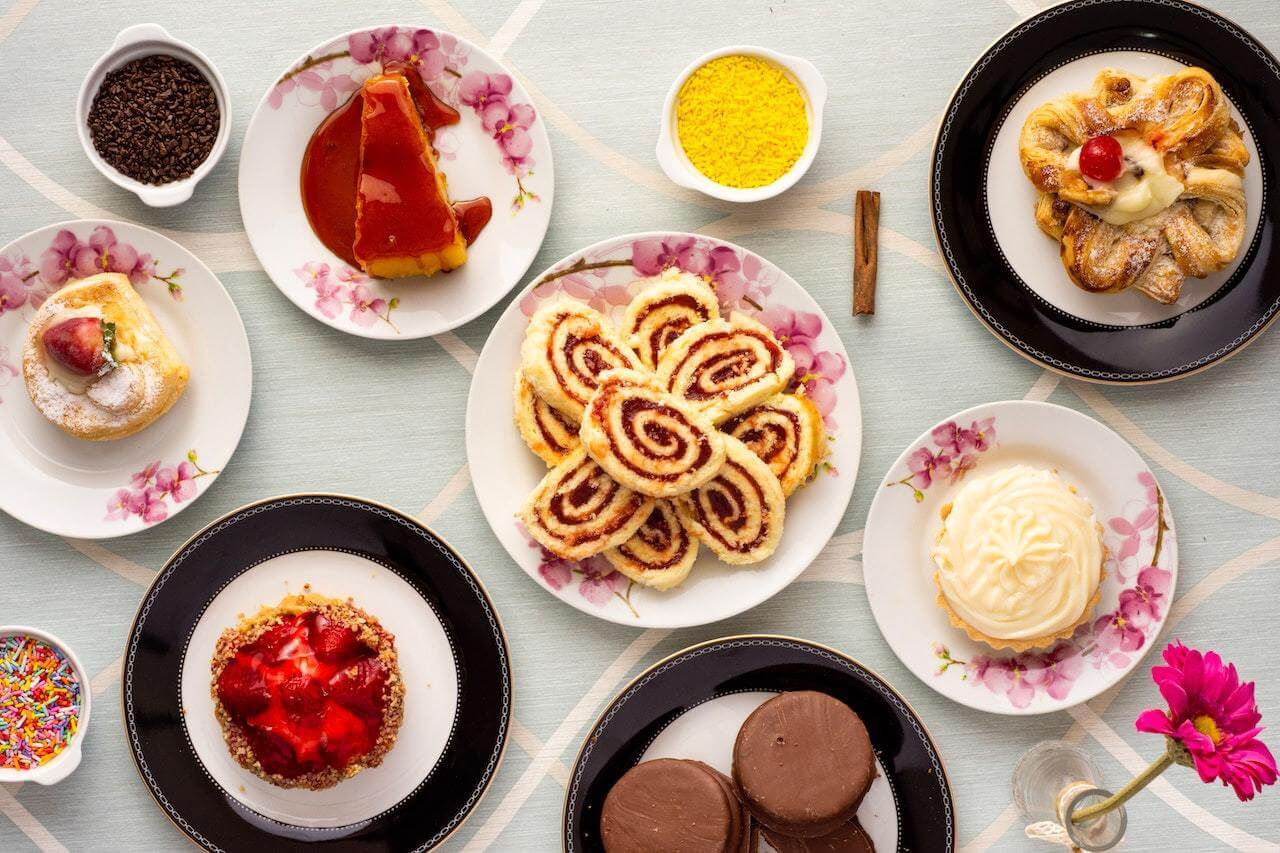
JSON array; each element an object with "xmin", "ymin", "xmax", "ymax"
[{"xmin": 1012, "ymin": 740, "xmax": 1127, "ymax": 851}]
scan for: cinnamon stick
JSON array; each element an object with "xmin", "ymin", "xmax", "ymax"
[{"xmin": 853, "ymin": 190, "xmax": 880, "ymax": 315}]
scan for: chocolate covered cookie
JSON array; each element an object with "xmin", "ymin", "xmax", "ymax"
[
  {"xmin": 762, "ymin": 818, "xmax": 875, "ymax": 852},
  {"xmin": 601, "ymin": 757, "xmax": 748, "ymax": 853},
  {"xmin": 732, "ymin": 691, "xmax": 875, "ymax": 838}
]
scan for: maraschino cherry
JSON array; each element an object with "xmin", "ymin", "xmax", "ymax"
[{"xmin": 1078, "ymin": 135, "xmax": 1124, "ymax": 182}]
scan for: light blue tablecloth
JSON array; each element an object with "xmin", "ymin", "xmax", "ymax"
[{"xmin": 1, "ymin": 0, "xmax": 1278, "ymax": 850}]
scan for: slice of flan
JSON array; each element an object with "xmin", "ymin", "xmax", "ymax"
[{"xmin": 353, "ymin": 73, "xmax": 467, "ymax": 278}]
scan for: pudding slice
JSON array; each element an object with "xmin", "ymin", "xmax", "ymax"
[{"xmin": 353, "ymin": 73, "xmax": 467, "ymax": 278}]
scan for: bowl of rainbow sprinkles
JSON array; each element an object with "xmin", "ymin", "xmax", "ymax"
[
  {"xmin": 0, "ymin": 627, "xmax": 89, "ymax": 784},
  {"xmin": 656, "ymin": 45, "xmax": 827, "ymax": 202}
]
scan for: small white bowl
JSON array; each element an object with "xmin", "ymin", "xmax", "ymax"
[
  {"xmin": 0, "ymin": 626, "xmax": 91, "ymax": 785},
  {"xmin": 656, "ymin": 45, "xmax": 827, "ymax": 203},
  {"xmin": 76, "ymin": 24, "xmax": 231, "ymax": 208}
]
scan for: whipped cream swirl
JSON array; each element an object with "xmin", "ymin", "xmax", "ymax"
[{"xmin": 931, "ymin": 465, "xmax": 1103, "ymax": 641}]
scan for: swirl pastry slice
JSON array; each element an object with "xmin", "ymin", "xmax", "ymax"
[
  {"xmin": 675, "ymin": 435, "xmax": 785, "ymax": 565},
  {"xmin": 620, "ymin": 270, "xmax": 720, "ymax": 370},
  {"xmin": 520, "ymin": 300, "xmax": 641, "ymax": 421},
  {"xmin": 722, "ymin": 393, "xmax": 827, "ymax": 497},
  {"xmin": 581, "ymin": 369, "xmax": 726, "ymax": 498},
  {"xmin": 519, "ymin": 447, "xmax": 655, "ymax": 561},
  {"xmin": 656, "ymin": 313, "xmax": 795, "ymax": 424},
  {"xmin": 603, "ymin": 499, "xmax": 699, "ymax": 590},
  {"xmin": 1018, "ymin": 67, "xmax": 1248, "ymax": 303},
  {"xmin": 513, "ymin": 374, "xmax": 580, "ymax": 466}
]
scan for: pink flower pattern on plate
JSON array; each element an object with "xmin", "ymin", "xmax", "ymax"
[
  {"xmin": 270, "ymin": 26, "xmax": 537, "ymax": 210},
  {"xmin": 106, "ymin": 452, "xmax": 218, "ymax": 525},
  {"xmin": 293, "ymin": 262, "xmax": 399, "ymax": 332},
  {"xmin": 519, "ymin": 525, "xmax": 638, "ymax": 617},
  {"xmin": 16, "ymin": 227, "xmax": 184, "ymax": 305},
  {"xmin": 888, "ymin": 417, "xmax": 997, "ymax": 501},
  {"xmin": 933, "ymin": 472, "xmax": 1172, "ymax": 708},
  {"xmin": 759, "ymin": 304, "xmax": 847, "ymax": 429}
]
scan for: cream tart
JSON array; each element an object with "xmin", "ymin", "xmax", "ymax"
[
  {"xmin": 210, "ymin": 593, "xmax": 404, "ymax": 790},
  {"xmin": 930, "ymin": 465, "xmax": 1105, "ymax": 651}
]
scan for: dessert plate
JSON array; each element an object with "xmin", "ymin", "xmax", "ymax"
[
  {"xmin": 466, "ymin": 232, "xmax": 861, "ymax": 629},
  {"xmin": 239, "ymin": 24, "xmax": 553, "ymax": 340},
  {"xmin": 124, "ymin": 495, "xmax": 511, "ymax": 851},
  {"xmin": 563, "ymin": 635, "xmax": 955, "ymax": 851},
  {"xmin": 0, "ymin": 220, "xmax": 250, "ymax": 539},
  {"xmin": 932, "ymin": 0, "xmax": 1280, "ymax": 382},
  {"xmin": 863, "ymin": 400, "xmax": 1178, "ymax": 715}
]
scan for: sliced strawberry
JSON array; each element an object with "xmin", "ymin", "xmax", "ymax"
[
  {"xmin": 329, "ymin": 658, "xmax": 388, "ymax": 719},
  {"xmin": 216, "ymin": 660, "xmax": 270, "ymax": 718},
  {"xmin": 251, "ymin": 616, "xmax": 305, "ymax": 662},
  {"xmin": 313, "ymin": 620, "xmax": 363, "ymax": 664},
  {"xmin": 318, "ymin": 703, "xmax": 375, "ymax": 767},
  {"xmin": 280, "ymin": 674, "xmax": 326, "ymax": 722},
  {"xmin": 247, "ymin": 728, "xmax": 306, "ymax": 778},
  {"xmin": 42, "ymin": 317, "xmax": 109, "ymax": 376}
]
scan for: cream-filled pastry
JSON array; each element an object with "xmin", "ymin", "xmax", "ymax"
[
  {"xmin": 930, "ymin": 464, "xmax": 1104, "ymax": 651},
  {"xmin": 22, "ymin": 273, "xmax": 188, "ymax": 441}
]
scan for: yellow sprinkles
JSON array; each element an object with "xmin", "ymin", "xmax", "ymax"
[{"xmin": 676, "ymin": 55, "xmax": 809, "ymax": 189}]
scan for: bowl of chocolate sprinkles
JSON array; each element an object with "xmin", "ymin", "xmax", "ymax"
[{"xmin": 77, "ymin": 24, "xmax": 230, "ymax": 207}]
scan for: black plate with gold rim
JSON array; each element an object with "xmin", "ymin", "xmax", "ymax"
[
  {"xmin": 932, "ymin": 0, "xmax": 1280, "ymax": 382},
  {"xmin": 123, "ymin": 494, "xmax": 511, "ymax": 852},
  {"xmin": 563, "ymin": 636, "xmax": 955, "ymax": 851}
]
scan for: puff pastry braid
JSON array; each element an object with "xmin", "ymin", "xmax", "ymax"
[{"xmin": 1019, "ymin": 67, "xmax": 1248, "ymax": 303}]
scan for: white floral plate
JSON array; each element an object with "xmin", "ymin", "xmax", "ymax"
[
  {"xmin": 0, "ymin": 220, "xmax": 251, "ymax": 539},
  {"xmin": 862, "ymin": 400, "xmax": 1178, "ymax": 715},
  {"xmin": 239, "ymin": 25, "xmax": 553, "ymax": 339},
  {"xmin": 466, "ymin": 232, "xmax": 861, "ymax": 629}
]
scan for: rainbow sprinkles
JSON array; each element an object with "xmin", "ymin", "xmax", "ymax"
[{"xmin": 0, "ymin": 635, "xmax": 82, "ymax": 770}]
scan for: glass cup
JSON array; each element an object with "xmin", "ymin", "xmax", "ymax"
[{"xmin": 1012, "ymin": 740, "xmax": 1127, "ymax": 851}]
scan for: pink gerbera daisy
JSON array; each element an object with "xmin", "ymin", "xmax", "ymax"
[{"xmin": 1136, "ymin": 641, "xmax": 1277, "ymax": 801}]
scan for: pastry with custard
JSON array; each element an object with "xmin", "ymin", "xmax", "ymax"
[
  {"xmin": 930, "ymin": 465, "xmax": 1105, "ymax": 651},
  {"xmin": 22, "ymin": 272, "xmax": 188, "ymax": 441},
  {"xmin": 1019, "ymin": 66, "xmax": 1248, "ymax": 303},
  {"xmin": 210, "ymin": 593, "xmax": 404, "ymax": 790}
]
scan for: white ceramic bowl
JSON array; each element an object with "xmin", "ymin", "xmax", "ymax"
[
  {"xmin": 656, "ymin": 45, "xmax": 826, "ymax": 203},
  {"xmin": 0, "ymin": 627, "xmax": 91, "ymax": 785},
  {"xmin": 76, "ymin": 24, "xmax": 231, "ymax": 208}
]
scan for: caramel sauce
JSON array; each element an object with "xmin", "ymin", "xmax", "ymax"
[{"xmin": 299, "ymin": 64, "xmax": 490, "ymax": 272}]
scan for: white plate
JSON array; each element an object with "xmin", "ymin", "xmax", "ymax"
[
  {"xmin": 239, "ymin": 24, "xmax": 554, "ymax": 340},
  {"xmin": 180, "ymin": 549, "xmax": 459, "ymax": 828},
  {"xmin": 467, "ymin": 232, "xmax": 861, "ymax": 628},
  {"xmin": 863, "ymin": 400, "xmax": 1177, "ymax": 715},
  {"xmin": 986, "ymin": 50, "xmax": 1264, "ymax": 327},
  {"xmin": 0, "ymin": 220, "xmax": 251, "ymax": 539}
]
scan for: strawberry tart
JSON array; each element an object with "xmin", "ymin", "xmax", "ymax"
[{"xmin": 210, "ymin": 593, "xmax": 405, "ymax": 790}]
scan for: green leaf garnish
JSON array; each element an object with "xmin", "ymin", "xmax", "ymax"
[{"xmin": 98, "ymin": 321, "xmax": 119, "ymax": 376}]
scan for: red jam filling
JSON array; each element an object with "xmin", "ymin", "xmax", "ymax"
[{"xmin": 215, "ymin": 611, "xmax": 388, "ymax": 779}]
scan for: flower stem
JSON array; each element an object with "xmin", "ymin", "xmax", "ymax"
[
  {"xmin": 1151, "ymin": 486, "xmax": 1166, "ymax": 568},
  {"xmin": 278, "ymin": 50, "xmax": 351, "ymax": 85},
  {"xmin": 534, "ymin": 258, "xmax": 633, "ymax": 287},
  {"xmin": 1071, "ymin": 750, "xmax": 1174, "ymax": 824}
]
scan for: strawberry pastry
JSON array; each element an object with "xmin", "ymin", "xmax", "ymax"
[{"xmin": 210, "ymin": 593, "xmax": 404, "ymax": 790}]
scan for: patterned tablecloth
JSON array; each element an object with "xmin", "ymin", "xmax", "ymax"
[{"xmin": 1, "ymin": 0, "xmax": 1278, "ymax": 850}]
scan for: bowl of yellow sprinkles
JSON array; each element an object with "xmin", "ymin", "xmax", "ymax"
[{"xmin": 657, "ymin": 46, "xmax": 826, "ymax": 202}]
